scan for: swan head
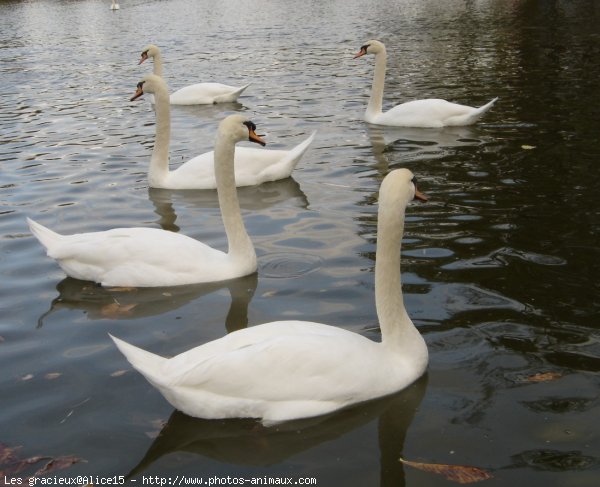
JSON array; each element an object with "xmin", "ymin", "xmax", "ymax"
[
  {"xmin": 380, "ymin": 169, "xmax": 428, "ymax": 209},
  {"xmin": 139, "ymin": 44, "xmax": 160, "ymax": 65},
  {"xmin": 219, "ymin": 114, "xmax": 266, "ymax": 147},
  {"xmin": 130, "ymin": 74, "xmax": 167, "ymax": 101},
  {"xmin": 353, "ymin": 39, "xmax": 386, "ymax": 58}
]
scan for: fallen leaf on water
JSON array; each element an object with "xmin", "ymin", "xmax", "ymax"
[
  {"xmin": 262, "ymin": 290, "xmax": 277, "ymax": 298},
  {"xmin": 399, "ymin": 457, "xmax": 493, "ymax": 484},
  {"xmin": 45, "ymin": 372, "xmax": 62, "ymax": 380},
  {"xmin": 30, "ymin": 455, "xmax": 84, "ymax": 477},
  {"xmin": 106, "ymin": 287, "xmax": 138, "ymax": 293},
  {"xmin": 20, "ymin": 374, "xmax": 34, "ymax": 382},
  {"xmin": 521, "ymin": 145, "xmax": 536, "ymax": 150},
  {"xmin": 100, "ymin": 302, "xmax": 138, "ymax": 319},
  {"xmin": 0, "ymin": 443, "xmax": 83, "ymax": 479},
  {"xmin": 0, "ymin": 443, "xmax": 21, "ymax": 464},
  {"xmin": 110, "ymin": 369, "xmax": 127, "ymax": 377},
  {"xmin": 524, "ymin": 372, "xmax": 562, "ymax": 383}
]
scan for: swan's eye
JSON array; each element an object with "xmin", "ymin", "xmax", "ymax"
[
  {"xmin": 137, "ymin": 81, "xmax": 144, "ymax": 90},
  {"xmin": 243, "ymin": 121, "xmax": 257, "ymax": 132},
  {"xmin": 411, "ymin": 176, "xmax": 417, "ymax": 185},
  {"xmin": 361, "ymin": 44, "xmax": 370, "ymax": 52}
]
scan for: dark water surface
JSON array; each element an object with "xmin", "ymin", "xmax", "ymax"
[{"xmin": 1, "ymin": 0, "xmax": 599, "ymax": 485}]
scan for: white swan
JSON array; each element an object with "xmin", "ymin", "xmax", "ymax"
[
  {"xmin": 131, "ymin": 74, "xmax": 315, "ymax": 190},
  {"xmin": 110, "ymin": 168, "xmax": 429, "ymax": 424},
  {"xmin": 27, "ymin": 115, "xmax": 265, "ymax": 287},
  {"xmin": 139, "ymin": 44, "xmax": 250, "ymax": 105},
  {"xmin": 110, "ymin": 0, "xmax": 119, "ymax": 10},
  {"xmin": 354, "ymin": 40, "xmax": 497, "ymax": 128}
]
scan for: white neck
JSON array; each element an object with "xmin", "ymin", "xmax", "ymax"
[
  {"xmin": 214, "ymin": 134, "xmax": 256, "ymax": 267},
  {"xmin": 374, "ymin": 193, "xmax": 420, "ymax": 353},
  {"xmin": 148, "ymin": 82, "xmax": 171, "ymax": 187},
  {"xmin": 367, "ymin": 48, "xmax": 387, "ymax": 120},
  {"xmin": 151, "ymin": 51, "xmax": 164, "ymax": 78}
]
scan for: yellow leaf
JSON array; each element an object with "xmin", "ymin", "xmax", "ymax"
[
  {"xmin": 45, "ymin": 372, "xmax": 62, "ymax": 380},
  {"xmin": 106, "ymin": 287, "xmax": 138, "ymax": 292},
  {"xmin": 100, "ymin": 302, "xmax": 138, "ymax": 319},
  {"xmin": 521, "ymin": 145, "xmax": 536, "ymax": 150},
  {"xmin": 525, "ymin": 372, "xmax": 562, "ymax": 383},
  {"xmin": 110, "ymin": 370, "xmax": 127, "ymax": 377},
  {"xmin": 399, "ymin": 457, "xmax": 493, "ymax": 484}
]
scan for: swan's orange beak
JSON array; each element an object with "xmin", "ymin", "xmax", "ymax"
[
  {"xmin": 248, "ymin": 128, "xmax": 266, "ymax": 147},
  {"xmin": 414, "ymin": 189, "xmax": 428, "ymax": 202},
  {"xmin": 138, "ymin": 51, "xmax": 148, "ymax": 65},
  {"xmin": 130, "ymin": 82, "xmax": 144, "ymax": 102},
  {"xmin": 353, "ymin": 47, "xmax": 368, "ymax": 59}
]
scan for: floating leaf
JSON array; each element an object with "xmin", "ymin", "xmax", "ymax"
[
  {"xmin": 0, "ymin": 443, "xmax": 21, "ymax": 464},
  {"xmin": 525, "ymin": 372, "xmax": 562, "ymax": 383},
  {"xmin": 521, "ymin": 145, "xmax": 536, "ymax": 150},
  {"xmin": 45, "ymin": 372, "xmax": 62, "ymax": 380},
  {"xmin": 31, "ymin": 455, "xmax": 84, "ymax": 476},
  {"xmin": 106, "ymin": 287, "xmax": 138, "ymax": 293},
  {"xmin": 100, "ymin": 302, "xmax": 138, "ymax": 319},
  {"xmin": 110, "ymin": 369, "xmax": 127, "ymax": 377},
  {"xmin": 399, "ymin": 457, "xmax": 493, "ymax": 484},
  {"xmin": 20, "ymin": 374, "xmax": 34, "ymax": 382}
]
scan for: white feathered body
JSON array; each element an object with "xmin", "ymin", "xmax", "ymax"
[
  {"xmin": 110, "ymin": 320, "xmax": 427, "ymax": 423},
  {"xmin": 154, "ymin": 132, "xmax": 315, "ymax": 190},
  {"xmin": 367, "ymin": 97, "xmax": 498, "ymax": 128},
  {"xmin": 169, "ymin": 82, "xmax": 250, "ymax": 105},
  {"xmin": 26, "ymin": 219, "xmax": 254, "ymax": 288}
]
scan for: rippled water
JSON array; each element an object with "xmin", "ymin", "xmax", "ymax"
[{"xmin": 1, "ymin": 0, "xmax": 599, "ymax": 485}]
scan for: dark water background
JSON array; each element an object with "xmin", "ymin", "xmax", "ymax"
[{"xmin": 1, "ymin": 0, "xmax": 599, "ymax": 485}]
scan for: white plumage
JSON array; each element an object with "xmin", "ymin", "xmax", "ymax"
[
  {"xmin": 355, "ymin": 40, "xmax": 497, "ymax": 127},
  {"xmin": 139, "ymin": 44, "xmax": 249, "ymax": 105},
  {"xmin": 110, "ymin": 168, "xmax": 429, "ymax": 424},
  {"xmin": 131, "ymin": 74, "xmax": 315, "ymax": 190},
  {"xmin": 27, "ymin": 115, "xmax": 265, "ymax": 287}
]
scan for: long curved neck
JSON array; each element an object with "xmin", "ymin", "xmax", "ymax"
[
  {"xmin": 374, "ymin": 197, "xmax": 419, "ymax": 351},
  {"xmin": 367, "ymin": 49, "xmax": 387, "ymax": 119},
  {"xmin": 214, "ymin": 135, "xmax": 256, "ymax": 266},
  {"xmin": 151, "ymin": 51, "xmax": 164, "ymax": 77},
  {"xmin": 148, "ymin": 83, "xmax": 171, "ymax": 187}
]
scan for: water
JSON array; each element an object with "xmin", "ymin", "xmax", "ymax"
[{"xmin": 1, "ymin": 0, "xmax": 599, "ymax": 485}]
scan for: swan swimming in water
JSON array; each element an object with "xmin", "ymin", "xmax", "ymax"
[
  {"xmin": 110, "ymin": 168, "xmax": 429, "ymax": 424},
  {"xmin": 27, "ymin": 115, "xmax": 265, "ymax": 287},
  {"xmin": 139, "ymin": 44, "xmax": 250, "ymax": 105},
  {"xmin": 131, "ymin": 74, "xmax": 315, "ymax": 189},
  {"xmin": 354, "ymin": 40, "xmax": 497, "ymax": 127}
]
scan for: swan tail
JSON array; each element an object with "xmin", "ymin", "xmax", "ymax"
[
  {"xmin": 214, "ymin": 83, "xmax": 251, "ymax": 103},
  {"xmin": 109, "ymin": 334, "xmax": 169, "ymax": 387},
  {"xmin": 278, "ymin": 131, "xmax": 317, "ymax": 173},
  {"xmin": 467, "ymin": 97, "xmax": 498, "ymax": 124},
  {"xmin": 27, "ymin": 217, "xmax": 62, "ymax": 251}
]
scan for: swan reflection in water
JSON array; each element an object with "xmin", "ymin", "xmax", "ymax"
[
  {"xmin": 37, "ymin": 273, "xmax": 257, "ymax": 334},
  {"xmin": 127, "ymin": 376, "xmax": 427, "ymax": 486},
  {"xmin": 365, "ymin": 123, "xmax": 485, "ymax": 172},
  {"xmin": 148, "ymin": 178, "xmax": 309, "ymax": 232}
]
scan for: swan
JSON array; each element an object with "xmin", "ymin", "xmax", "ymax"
[
  {"xmin": 109, "ymin": 168, "xmax": 429, "ymax": 424},
  {"xmin": 110, "ymin": 0, "xmax": 119, "ymax": 10},
  {"xmin": 26, "ymin": 115, "xmax": 265, "ymax": 287},
  {"xmin": 131, "ymin": 74, "xmax": 315, "ymax": 190},
  {"xmin": 139, "ymin": 44, "xmax": 250, "ymax": 105},
  {"xmin": 354, "ymin": 40, "xmax": 497, "ymax": 127}
]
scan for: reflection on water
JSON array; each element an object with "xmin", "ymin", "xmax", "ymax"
[
  {"xmin": 37, "ymin": 273, "xmax": 258, "ymax": 333},
  {"xmin": 148, "ymin": 178, "xmax": 308, "ymax": 231},
  {"xmin": 128, "ymin": 377, "xmax": 427, "ymax": 486},
  {"xmin": 1, "ymin": 0, "xmax": 600, "ymax": 485}
]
